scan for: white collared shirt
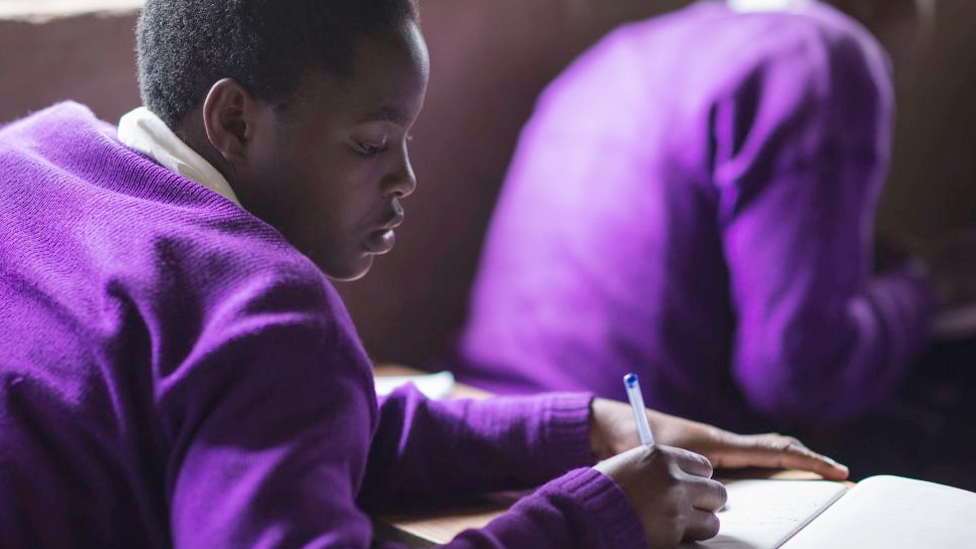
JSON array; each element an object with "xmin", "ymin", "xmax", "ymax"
[
  {"xmin": 727, "ymin": 0, "xmax": 811, "ymax": 13},
  {"xmin": 118, "ymin": 106, "xmax": 243, "ymax": 207}
]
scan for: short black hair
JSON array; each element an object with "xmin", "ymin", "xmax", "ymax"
[{"xmin": 136, "ymin": 0, "xmax": 419, "ymax": 129}]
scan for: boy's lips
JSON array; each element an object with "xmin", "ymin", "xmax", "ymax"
[{"xmin": 365, "ymin": 210, "xmax": 405, "ymax": 254}]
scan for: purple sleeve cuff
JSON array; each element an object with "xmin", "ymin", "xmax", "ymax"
[
  {"xmin": 535, "ymin": 468, "xmax": 648, "ymax": 549},
  {"xmin": 532, "ymin": 393, "xmax": 598, "ymax": 478}
]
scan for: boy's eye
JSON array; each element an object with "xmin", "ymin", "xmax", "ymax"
[{"xmin": 355, "ymin": 141, "xmax": 388, "ymax": 157}]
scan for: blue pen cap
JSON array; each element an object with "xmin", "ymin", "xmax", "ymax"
[{"xmin": 624, "ymin": 373, "xmax": 638, "ymax": 388}]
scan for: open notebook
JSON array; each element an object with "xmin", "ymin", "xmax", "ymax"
[{"xmin": 682, "ymin": 475, "xmax": 976, "ymax": 549}]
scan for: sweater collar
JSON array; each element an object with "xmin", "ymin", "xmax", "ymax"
[
  {"xmin": 118, "ymin": 107, "xmax": 242, "ymax": 208},
  {"xmin": 727, "ymin": 0, "xmax": 812, "ymax": 12}
]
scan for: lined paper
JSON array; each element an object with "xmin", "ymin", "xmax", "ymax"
[{"xmin": 682, "ymin": 480, "xmax": 848, "ymax": 549}]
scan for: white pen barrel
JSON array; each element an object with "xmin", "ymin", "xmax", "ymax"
[{"xmin": 623, "ymin": 373, "xmax": 656, "ymax": 448}]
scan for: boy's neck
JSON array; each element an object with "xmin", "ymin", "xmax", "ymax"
[{"xmin": 175, "ymin": 109, "xmax": 238, "ymax": 189}]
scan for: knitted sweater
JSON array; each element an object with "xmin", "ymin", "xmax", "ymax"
[
  {"xmin": 458, "ymin": 1, "xmax": 933, "ymax": 428},
  {"xmin": 0, "ymin": 102, "xmax": 644, "ymax": 549}
]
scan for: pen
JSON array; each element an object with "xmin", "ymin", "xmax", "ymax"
[{"xmin": 623, "ymin": 373, "xmax": 655, "ymax": 448}]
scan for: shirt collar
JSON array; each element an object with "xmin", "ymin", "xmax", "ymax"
[
  {"xmin": 727, "ymin": 0, "xmax": 811, "ymax": 12},
  {"xmin": 118, "ymin": 106, "xmax": 243, "ymax": 207}
]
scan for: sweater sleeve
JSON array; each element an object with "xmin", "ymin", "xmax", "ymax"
[
  {"xmin": 364, "ymin": 388, "xmax": 647, "ymax": 549},
  {"xmin": 359, "ymin": 386, "xmax": 596, "ymax": 506},
  {"xmin": 712, "ymin": 27, "xmax": 934, "ymax": 424}
]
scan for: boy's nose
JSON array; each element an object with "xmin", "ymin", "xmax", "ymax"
[{"xmin": 385, "ymin": 156, "xmax": 417, "ymax": 199}]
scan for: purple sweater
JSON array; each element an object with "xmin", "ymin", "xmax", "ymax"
[
  {"xmin": 0, "ymin": 103, "xmax": 645, "ymax": 548},
  {"xmin": 458, "ymin": 1, "xmax": 933, "ymax": 428}
]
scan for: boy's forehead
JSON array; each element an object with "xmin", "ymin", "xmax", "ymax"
[
  {"xmin": 287, "ymin": 21, "xmax": 428, "ymax": 124},
  {"xmin": 347, "ymin": 23, "xmax": 429, "ymax": 116},
  {"xmin": 353, "ymin": 21, "xmax": 429, "ymax": 87}
]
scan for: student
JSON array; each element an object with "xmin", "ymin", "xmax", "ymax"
[
  {"xmin": 0, "ymin": 1, "xmax": 851, "ymax": 547},
  {"xmin": 457, "ymin": 0, "xmax": 974, "ymax": 431}
]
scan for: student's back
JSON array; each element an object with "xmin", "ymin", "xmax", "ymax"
[
  {"xmin": 457, "ymin": 0, "xmax": 931, "ymax": 429},
  {"xmin": 0, "ymin": 103, "xmax": 375, "ymax": 546}
]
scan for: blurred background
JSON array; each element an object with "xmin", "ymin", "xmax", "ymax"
[{"xmin": 2, "ymin": 0, "xmax": 974, "ymax": 368}]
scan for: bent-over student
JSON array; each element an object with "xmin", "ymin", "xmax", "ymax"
[{"xmin": 457, "ymin": 0, "xmax": 976, "ymax": 433}]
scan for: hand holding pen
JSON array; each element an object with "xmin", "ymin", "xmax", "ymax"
[{"xmin": 593, "ymin": 373, "xmax": 727, "ymax": 547}]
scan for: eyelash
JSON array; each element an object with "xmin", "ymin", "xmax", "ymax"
[
  {"xmin": 356, "ymin": 141, "xmax": 388, "ymax": 157},
  {"xmin": 354, "ymin": 134, "xmax": 413, "ymax": 157}
]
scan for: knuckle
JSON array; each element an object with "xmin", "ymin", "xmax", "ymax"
[
  {"xmin": 783, "ymin": 436, "xmax": 803, "ymax": 447},
  {"xmin": 775, "ymin": 437, "xmax": 802, "ymax": 453},
  {"xmin": 663, "ymin": 469, "xmax": 682, "ymax": 489}
]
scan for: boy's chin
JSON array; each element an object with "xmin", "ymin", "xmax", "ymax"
[{"xmin": 320, "ymin": 254, "xmax": 375, "ymax": 282}]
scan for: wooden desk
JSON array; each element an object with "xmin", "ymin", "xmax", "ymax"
[{"xmin": 371, "ymin": 365, "xmax": 833, "ymax": 547}]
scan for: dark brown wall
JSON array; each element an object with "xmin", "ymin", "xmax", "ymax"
[
  {"xmin": 0, "ymin": 12, "xmax": 141, "ymax": 125},
  {"xmin": 878, "ymin": 0, "xmax": 976, "ymax": 240},
  {"xmin": 2, "ymin": 1, "xmax": 974, "ymax": 368}
]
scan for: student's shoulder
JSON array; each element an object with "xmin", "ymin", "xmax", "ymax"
[
  {"xmin": 730, "ymin": 3, "xmax": 887, "ymax": 82},
  {"xmin": 151, "ymin": 208, "xmax": 338, "ymax": 316},
  {"xmin": 610, "ymin": 2, "xmax": 883, "ymax": 77},
  {"xmin": 676, "ymin": 3, "xmax": 891, "ymax": 112},
  {"xmin": 536, "ymin": 2, "xmax": 884, "ymax": 113},
  {"xmin": 1, "ymin": 103, "xmax": 334, "ymax": 311}
]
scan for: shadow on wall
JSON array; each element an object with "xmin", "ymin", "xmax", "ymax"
[{"xmin": 1, "ymin": 0, "xmax": 974, "ymax": 368}]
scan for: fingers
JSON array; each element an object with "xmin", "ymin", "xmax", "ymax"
[
  {"xmin": 687, "ymin": 476, "xmax": 727, "ymax": 513},
  {"xmin": 668, "ymin": 446, "xmax": 714, "ymax": 479},
  {"xmin": 683, "ymin": 509, "xmax": 721, "ymax": 542},
  {"xmin": 599, "ymin": 445, "xmax": 727, "ymax": 548},
  {"xmin": 712, "ymin": 433, "xmax": 850, "ymax": 480},
  {"xmin": 667, "ymin": 447, "xmax": 727, "ymax": 510}
]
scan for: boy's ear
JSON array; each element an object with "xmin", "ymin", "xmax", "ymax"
[{"xmin": 201, "ymin": 78, "xmax": 256, "ymax": 166}]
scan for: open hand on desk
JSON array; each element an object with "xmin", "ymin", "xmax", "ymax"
[
  {"xmin": 595, "ymin": 445, "xmax": 726, "ymax": 547},
  {"xmin": 589, "ymin": 399, "xmax": 849, "ymax": 481}
]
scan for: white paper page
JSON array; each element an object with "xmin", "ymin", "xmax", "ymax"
[
  {"xmin": 374, "ymin": 371, "xmax": 456, "ymax": 400},
  {"xmin": 681, "ymin": 480, "xmax": 848, "ymax": 549},
  {"xmin": 782, "ymin": 475, "xmax": 976, "ymax": 549}
]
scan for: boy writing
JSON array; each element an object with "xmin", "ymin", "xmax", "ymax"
[{"xmin": 0, "ymin": 1, "xmax": 846, "ymax": 547}]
